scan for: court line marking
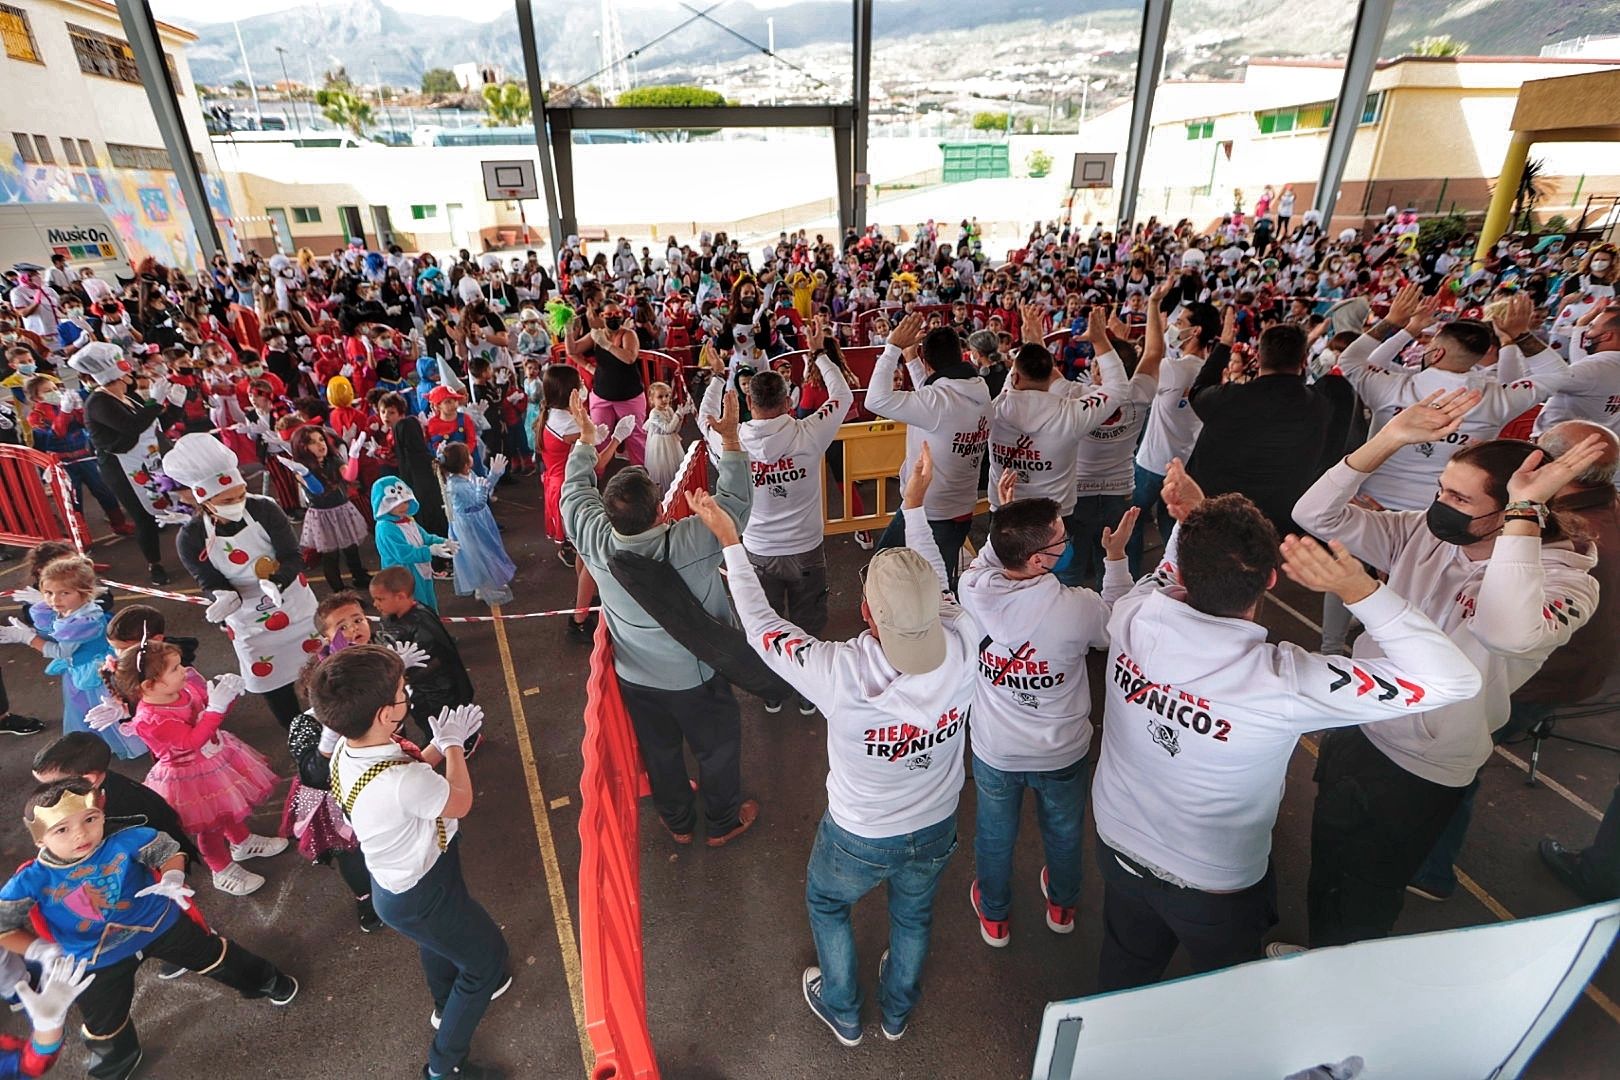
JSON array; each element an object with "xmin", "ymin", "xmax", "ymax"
[
  {"xmin": 1268, "ymin": 594, "xmax": 1602, "ymax": 825},
  {"xmin": 491, "ymin": 606, "xmax": 594, "ymax": 1074},
  {"xmin": 1298, "ymin": 736, "xmax": 1620, "ymax": 1027}
]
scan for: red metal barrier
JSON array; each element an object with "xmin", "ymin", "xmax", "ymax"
[{"xmin": 0, "ymin": 445, "xmax": 90, "ymax": 552}]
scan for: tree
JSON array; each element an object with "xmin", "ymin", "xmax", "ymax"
[
  {"xmin": 315, "ymin": 87, "xmax": 373, "ymax": 137},
  {"xmin": 972, "ymin": 111, "xmax": 1009, "ymax": 133},
  {"xmin": 421, "ymin": 68, "xmax": 458, "ymax": 96},
  {"xmin": 481, "ymin": 82, "xmax": 531, "ymax": 126},
  {"xmin": 1412, "ymin": 35, "xmax": 1467, "ymax": 57},
  {"xmin": 1026, "ymin": 149, "xmax": 1053, "ymax": 178},
  {"xmin": 230, "ymin": 78, "xmax": 249, "ymax": 91},
  {"xmin": 614, "ymin": 85, "xmax": 727, "ymax": 141},
  {"xmin": 1513, "ymin": 157, "xmax": 1551, "ymax": 231}
]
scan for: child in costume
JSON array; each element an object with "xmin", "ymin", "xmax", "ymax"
[
  {"xmin": 324, "ymin": 374, "xmax": 366, "ymax": 440},
  {"xmin": 0, "ymin": 951, "xmax": 94, "ymax": 1080},
  {"xmin": 424, "ymin": 384, "xmax": 482, "ymax": 464},
  {"xmin": 95, "ymin": 641, "xmax": 286, "ymax": 897},
  {"xmin": 442, "ymin": 443, "xmax": 515, "ymax": 606},
  {"xmin": 370, "ymin": 566, "xmax": 477, "ymax": 747},
  {"xmin": 371, "ymin": 476, "xmax": 458, "ymax": 612},
  {"xmin": 641, "ymin": 380, "xmax": 693, "ymax": 492},
  {"xmin": 0, "ymin": 555, "xmax": 146, "ymax": 760},
  {"xmin": 0, "ymin": 779, "xmax": 298, "ymax": 1080},
  {"xmin": 281, "ymin": 425, "xmax": 372, "ymax": 592}
]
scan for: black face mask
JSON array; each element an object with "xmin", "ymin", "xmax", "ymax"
[
  {"xmin": 1425, "ymin": 499, "xmax": 1496, "ymax": 546},
  {"xmin": 604, "ymin": 316, "xmax": 624, "ymax": 330}
]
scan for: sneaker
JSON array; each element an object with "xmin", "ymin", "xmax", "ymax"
[
  {"xmin": 706, "ymin": 799, "xmax": 759, "ymax": 848},
  {"xmin": 1405, "ymin": 881, "xmax": 1454, "ymax": 902},
  {"xmin": 661, "ymin": 820, "xmax": 694, "ymax": 845},
  {"xmin": 229, "ymin": 834, "xmax": 289, "ymax": 861},
  {"xmin": 853, "ymin": 530, "xmax": 874, "ymax": 551},
  {"xmin": 156, "ymin": 960, "xmax": 187, "ymax": 980},
  {"xmin": 877, "ymin": 949, "xmax": 906, "ymax": 1041},
  {"xmin": 1539, "ymin": 838, "xmax": 1607, "ymax": 902},
  {"xmin": 0, "ymin": 713, "xmax": 45, "ymax": 737},
  {"xmin": 797, "ymin": 696, "xmax": 818, "ymax": 716},
  {"xmin": 461, "ymin": 731, "xmax": 484, "ymax": 759},
  {"xmin": 763, "ymin": 699, "xmax": 784, "ymax": 714},
  {"xmin": 356, "ymin": 897, "xmax": 382, "ymax": 934},
  {"xmin": 802, "ymin": 967, "xmax": 862, "ymax": 1047},
  {"xmin": 420, "ymin": 1064, "xmax": 507, "ymax": 1080},
  {"xmin": 432, "ymin": 974, "xmax": 512, "ymax": 1028},
  {"xmin": 212, "ymin": 862, "xmax": 266, "ymax": 896},
  {"xmin": 558, "ymin": 545, "xmax": 577, "ymax": 568},
  {"xmin": 1265, "ymin": 942, "xmax": 1306, "ymax": 959},
  {"xmin": 567, "ymin": 611, "xmax": 597, "ymax": 641},
  {"xmin": 1039, "ymin": 866, "xmax": 1075, "ymax": 934},
  {"xmin": 266, "ymin": 973, "xmax": 299, "ymax": 1005},
  {"xmin": 970, "ymin": 880, "xmax": 1010, "ymax": 948},
  {"xmin": 148, "ymin": 563, "xmax": 170, "ymax": 586}
]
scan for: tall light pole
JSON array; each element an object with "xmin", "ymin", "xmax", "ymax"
[
  {"xmin": 767, "ymin": 17, "xmax": 776, "ymax": 106},
  {"xmin": 231, "ymin": 20, "xmax": 263, "ymax": 128},
  {"xmin": 274, "ymin": 47, "xmax": 300, "ymax": 132}
]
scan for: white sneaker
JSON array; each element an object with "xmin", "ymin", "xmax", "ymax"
[
  {"xmin": 1265, "ymin": 941, "xmax": 1307, "ymax": 959},
  {"xmin": 230, "ymin": 834, "xmax": 289, "ymax": 861},
  {"xmin": 432, "ymin": 973, "xmax": 512, "ymax": 1029},
  {"xmin": 853, "ymin": 530, "xmax": 874, "ymax": 551},
  {"xmin": 212, "ymin": 862, "xmax": 266, "ymax": 896}
]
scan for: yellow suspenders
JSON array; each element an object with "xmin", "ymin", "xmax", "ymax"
[{"xmin": 331, "ymin": 754, "xmax": 448, "ymax": 852}]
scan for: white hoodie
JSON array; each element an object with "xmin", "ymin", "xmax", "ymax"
[
  {"xmin": 725, "ymin": 506, "xmax": 975, "ymax": 838},
  {"xmin": 1294, "ymin": 459, "xmax": 1599, "ymax": 785},
  {"xmin": 866, "ymin": 344, "xmax": 991, "ymax": 520},
  {"xmin": 1091, "ymin": 528, "xmax": 1482, "ymax": 892},
  {"xmin": 957, "ymin": 541, "xmax": 1133, "ymax": 772},
  {"xmin": 1532, "ymin": 345, "xmax": 1620, "ymax": 448},
  {"xmin": 738, "ymin": 356, "xmax": 852, "ymax": 556},
  {"xmin": 988, "ymin": 349, "xmax": 1128, "ymax": 514}
]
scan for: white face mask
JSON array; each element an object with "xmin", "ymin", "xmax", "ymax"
[
  {"xmin": 211, "ymin": 499, "xmax": 247, "ymax": 521},
  {"xmin": 42, "ymin": 390, "xmax": 61, "ymax": 407},
  {"xmin": 1593, "ymin": 259, "xmax": 1612, "ymax": 273}
]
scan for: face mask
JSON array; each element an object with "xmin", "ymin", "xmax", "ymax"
[
  {"xmin": 15, "ymin": 362, "xmax": 36, "ymax": 375},
  {"xmin": 245, "ymin": 364, "xmax": 264, "ymax": 377},
  {"xmin": 1164, "ymin": 325, "xmax": 1184, "ymax": 350},
  {"xmin": 1425, "ymin": 499, "xmax": 1495, "ymax": 546},
  {"xmin": 1048, "ymin": 540, "xmax": 1076, "ymax": 578},
  {"xmin": 64, "ymin": 309, "xmax": 83, "ymax": 320},
  {"xmin": 604, "ymin": 316, "xmax": 624, "ymax": 330},
  {"xmin": 42, "ymin": 390, "xmax": 61, "ymax": 407},
  {"xmin": 211, "ymin": 499, "xmax": 248, "ymax": 522},
  {"xmin": 1593, "ymin": 260, "xmax": 1612, "ymax": 273}
]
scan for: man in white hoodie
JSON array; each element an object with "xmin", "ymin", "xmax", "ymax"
[
  {"xmin": 958, "ymin": 472, "xmax": 1137, "ymax": 948},
  {"xmin": 736, "ymin": 317, "xmax": 853, "ymax": 713},
  {"xmin": 866, "ymin": 313, "xmax": 991, "ymax": 588},
  {"xmin": 688, "ymin": 445, "xmax": 973, "ymax": 1048},
  {"xmin": 1090, "ymin": 466, "xmax": 1482, "ymax": 991}
]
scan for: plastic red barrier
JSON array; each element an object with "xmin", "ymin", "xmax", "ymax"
[
  {"xmin": 659, "ymin": 440, "xmax": 708, "ymax": 521},
  {"xmin": 0, "ymin": 445, "xmax": 90, "ymax": 552}
]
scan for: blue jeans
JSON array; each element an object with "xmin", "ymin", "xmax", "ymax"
[
  {"xmin": 804, "ymin": 813, "xmax": 958, "ymax": 1031},
  {"xmin": 1410, "ymin": 700, "xmax": 1554, "ymax": 896},
  {"xmin": 972, "ymin": 754, "xmax": 1089, "ymax": 919},
  {"xmin": 873, "ymin": 508, "xmax": 973, "ymax": 593},
  {"xmin": 370, "ymin": 838, "xmax": 510, "ymax": 1076},
  {"xmin": 1127, "ymin": 463, "xmax": 1171, "ymax": 578},
  {"xmin": 1064, "ymin": 495, "xmax": 1130, "ymax": 588}
]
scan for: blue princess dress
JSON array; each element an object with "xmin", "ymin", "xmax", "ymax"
[
  {"xmin": 446, "ymin": 469, "xmax": 516, "ymax": 606},
  {"xmin": 31, "ymin": 601, "xmax": 148, "ymax": 760}
]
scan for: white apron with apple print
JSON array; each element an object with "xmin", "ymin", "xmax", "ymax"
[
  {"xmin": 203, "ymin": 510, "xmax": 320, "ymax": 693},
  {"xmin": 110, "ymin": 416, "xmax": 172, "ymax": 520}
]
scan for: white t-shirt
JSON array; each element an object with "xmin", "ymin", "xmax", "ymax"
[
  {"xmin": 1077, "ymin": 371, "xmax": 1156, "ymax": 497},
  {"xmin": 1134, "ymin": 351, "xmax": 1205, "ymax": 475},
  {"xmin": 333, "ymin": 739, "xmax": 458, "ymax": 894}
]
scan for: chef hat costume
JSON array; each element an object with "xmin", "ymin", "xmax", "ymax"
[
  {"xmin": 68, "ymin": 341, "xmax": 136, "ymax": 386},
  {"xmin": 162, "ymin": 432, "xmax": 245, "ymax": 504}
]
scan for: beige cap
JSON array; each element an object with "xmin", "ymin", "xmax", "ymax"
[{"xmin": 864, "ymin": 548, "xmax": 947, "ymax": 675}]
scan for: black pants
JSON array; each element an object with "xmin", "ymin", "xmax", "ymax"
[
  {"xmin": 1095, "ymin": 838, "xmax": 1277, "ymax": 992},
  {"xmin": 746, "ymin": 545, "xmax": 829, "ymax": 639},
  {"xmin": 319, "ymin": 544, "xmax": 370, "ymax": 592},
  {"xmin": 79, "ymin": 914, "xmax": 282, "ymax": 1076},
  {"xmin": 618, "ymin": 674, "xmax": 743, "ymax": 835},
  {"xmin": 1307, "ymin": 725, "xmax": 1469, "ymax": 948},
  {"xmin": 264, "ymin": 683, "xmax": 301, "ymax": 729},
  {"xmin": 97, "ymin": 455, "xmax": 160, "ymax": 565},
  {"xmin": 335, "ymin": 846, "xmax": 372, "ymax": 899}
]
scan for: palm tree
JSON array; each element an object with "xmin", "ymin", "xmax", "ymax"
[
  {"xmin": 1513, "ymin": 157, "xmax": 1552, "ymax": 231},
  {"xmin": 481, "ymin": 82, "xmax": 531, "ymax": 127},
  {"xmin": 1412, "ymin": 35, "xmax": 1468, "ymax": 57},
  {"xmin": 314, "ymin": 88, "xmax": 373, "ymax": 137}
]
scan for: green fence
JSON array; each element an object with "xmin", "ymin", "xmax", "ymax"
[{"xmin": 940, "ymin": 142, "xmax": 1010, "ymax": 183}]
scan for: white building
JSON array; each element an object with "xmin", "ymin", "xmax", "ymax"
[
  {"xmin": 452, "ymin": 61, "xmax": 505, "ymax": 92},
  {"xmin": 0, "ymin": 0, "xmax": 235, "ymax": 269}
]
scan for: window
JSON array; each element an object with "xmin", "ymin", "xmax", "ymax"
[
  {"xmin": 1360, "ymin": 91, "xmax": 1384, "ymax": 125},
  {"xmin": 67, "ymin": 23, "xmax": 139, "ymax": 84},
  {"xmin": 292, "ymin": 206, "xmax": 322, "ymax": 224},
  {"xmin": 106, "ymin": 142, "xmax": 171, "ymax": 170},
  {"xmin": 12, "ymin": 131, "xmax": 35, "ymax": 164},
  {"xmin": 60, "ymin": 138, "xmax": 80, "ymax": 166},
  {"xmin": 78, "ymin": 139, "xmax": 96, "ymax": 166},
  {"xmin": 410, "ymin": 204, "xmax": 438, "ymax": 220},
  {"xmin": 1185, "ymin": 120, "xmax": 1215, "ymax": 141},
  {"xmin": 32, "ymin": 134, "xmax": 52, "ymax": 164},
  {"xmin": 0, "ymin": 4, "xmax": 41, "ymax": 64}
]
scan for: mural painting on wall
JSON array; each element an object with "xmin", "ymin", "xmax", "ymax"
[{"xmin": 1, "ymin": 153, "xmax": 240, "ymax": 268}]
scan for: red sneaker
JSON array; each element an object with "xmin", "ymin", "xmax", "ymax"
[
  {"xmin": 970, "ymin": 880, "xmax": 1009, "ymax": 948},
  {"xmin": 1040, "ymin": 866, "xmax": 1075, "ymax": 934}
]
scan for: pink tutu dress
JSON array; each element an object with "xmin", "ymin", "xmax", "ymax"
[{"xmin": 128, "ymin": 670, "xmax": 280, "ymax": 845}]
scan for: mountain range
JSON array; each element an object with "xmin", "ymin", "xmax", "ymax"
[{"xmin": 185, "ymin": 0, "xmax": 1620, "ymax": 91}]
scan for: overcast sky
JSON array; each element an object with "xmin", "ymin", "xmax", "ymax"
[{"xmin": 148, "ymin": 0, "xmax": 824, "ymax": 25}]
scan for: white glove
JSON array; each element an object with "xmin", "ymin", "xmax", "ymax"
[
  {"xmin": 389, "ymin": 641, "xmax": 430, "ymax": 669},
  {"xmin": 205, "ymin": 588, "xmax": 242, "ymax": 623},
  {"xmin": 488, "ymin": 453, "xmax": 508, "ymax": 480},
  {"xmin": 147, "ymin": 376, "xmax": 171, "ymax": 403},
  {"xmin": 349, "ymin": 431, "xmax": 369, "ymax": 457},
  {"xmin": 59, "ymin": 389, "xmax": 82, "ymax": 413},
  {"xmin": 0, "ymin": 617, "xmax": 36, "ymax": 645},
  {"xmin": 166, "ymin": 384, "xmax": 187, "ymax": 407},
  {"xmin": 11, "ymin": 585, "xmax": 44, "ymax": 607},
  {"xmin": 592, "ymin": 422, "xmax": 612, "ymax": 445},
  {"xmin": 275, "ymin": 454, "xmax": 309, "ymax": 477},
  {"xmin": 340, "ymin": 364, "xmax": 355, "ymax": 378},
  {"xmin": 339, "ymin": 425, "xmax": 358, "ymax": 445},
  {"xmin": 206, "ymin": 673, "xmax": 246, "ymax": 713},
  {"xmin": 23, "ymin": 939, "xmax": 62, "ymax": 966},
  {"xmin": 134, "ymin": 869, "xmax": 194, "ymax": 911},
  {"xmin": 259, "ymin": 579, "xmax": 284, "ymax": 608},
  {"xmin": 154, "ymin": 508, "xmax": 192, "ymax": 526},
  {"xmin": 85, "ymin": 696, "xmax": 130, "ymax": 731},
  {"xmin": 429, "ymin": 540, "xmax": 460, "ymax": 558},
  {"xmin": 429, "ymin": 703, "xmax": 484, "ymax": 756},
  {"xmin": 14, "ymin": 955, "xmax": 94, "ymax": 1031},
  {"xmin": 611, "ymin": 415, "xmax": 638, "ymax": 444}
]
